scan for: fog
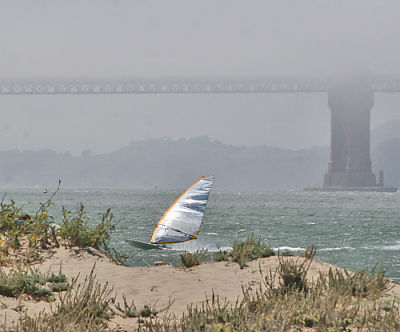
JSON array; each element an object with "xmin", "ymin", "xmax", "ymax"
[{"xmin": 1, "ymin": 1, "xmax": 400, "ymax": 155}]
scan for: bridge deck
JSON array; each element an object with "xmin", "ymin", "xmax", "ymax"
[{"xmin": 1, "ymin": 78, "xmax": 400, "ymax": 95}]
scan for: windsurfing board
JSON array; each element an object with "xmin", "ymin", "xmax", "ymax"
[{"xmin": 127, "ymin": 239, "xmax": 163, "ymax": 250}]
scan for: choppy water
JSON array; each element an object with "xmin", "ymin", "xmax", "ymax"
[{"xmin": 4, "ymin": 189, "xmax": 400, "ymax": 280}]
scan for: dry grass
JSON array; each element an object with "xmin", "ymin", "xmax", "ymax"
[
  {"xmin": 8, "ymin": 267, "xmax": 115, "ymax": 332},
  {"xmin": 142, "ymin": 252, "xmax": 400, "ymax": 331},
  {"xmin": 1, "ymin": 246, "xmax": 398, "ymax": 331}
]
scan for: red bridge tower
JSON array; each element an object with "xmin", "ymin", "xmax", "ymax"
[{"xmin": 324, "ymin": 80, "xmax": 377, "ymax": 187}]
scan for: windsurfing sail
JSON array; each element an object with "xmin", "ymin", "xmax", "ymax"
[{"xmin": 150, "ymin": 175, "xmax": 214, "ymax": 245}]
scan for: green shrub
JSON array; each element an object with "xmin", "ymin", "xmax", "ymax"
[
  {"xmin": 275, "ymin": 255, "xmax": 312, "ymax": 295},
  {"xmin": 50, "ymin": 283, "xmax": 69, "ymax": 292},
  {"xmin": 0, "ymin": 199, "xmax": 23, "ymax": 231},
  {"xmin": 212, "ymin": 236, "xmax": 275, "ymax": 268},
  {"xmin": 58, "ymin": 204, "xmax": 116, "ymax": 251},
  {"xmin": 116, "ymin": 294, "xmax": 138, "ymax": 318},
  {"xmin": 139, "ymin": 305, "xmax": 153, "ymax": 317},
  {"xmin": 180, "ymin": 250, "xmax": 207, "ymax": 268},
  {"xmin": 280, "ymin": 249, "xmax": 294, "ymax": 256},
  {"xmin": 231, "ymin": 235, "xmax": 275, "ymax": 269},
  {"xmin": 47, "ymin": 266, "xmax": 113, "ymax": 329},
  {"xmin": 213, "ymin": 250, "xmax": 230, "ymax": 262},
  {"xmin": 46, "ymin": 273, "xmax": 67, "ymax": 284},
  {"xmin": 321, "ymin": 265, "xmax": 391, "ymax": 299},
  {"xmin": 0, "ymin": 268, "xmax": 52, "ymax": 300},
  {"xmin": 0, "ymin": 197, "xmax": 121, "ymax": 265}
]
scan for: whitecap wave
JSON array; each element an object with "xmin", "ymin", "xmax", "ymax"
[
  {"xmin": 380, "ymin": 244, "xmax": 400, "ymax": 251},
  {"xmin": 273, "ymin": 246, "xmax": 305, "ymax": 252},
  {"xmin": 319, "ymin": 247, "xmax": 355, "ymax": 251},
  {"xmin": 364, "ymin": 242, "xmax": 400, "ymax": 251}
]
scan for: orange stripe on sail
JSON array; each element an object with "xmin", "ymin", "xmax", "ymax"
[{"xmin": 150, "ymin": 176, "xmax": 209, "ymax": 244}]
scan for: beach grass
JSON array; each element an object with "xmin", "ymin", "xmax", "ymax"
[
  {"xmin": 58, "ymin": 203, "xmax": 116, "ymax": 251},
  {"xmin": 179, "ymin": 249, "xmax": 208, "ymax": 268},
  {"xmin": 12, "ymin": 267, "xmax": 115, "ymax": 332},
  {"xmin": 214, "ymin": 235, "xmax": 275, "ymax": 268},
  {"xmin": 0, "ymin": 198, "xmax": 125, "ymax": 330},
  {"xmin": 0, "ymin": 199, "xmax": 123, "ymax": 266},
  {"xmin": 143, "ymin": 254, "xmax": 400, "ymax": 331}
]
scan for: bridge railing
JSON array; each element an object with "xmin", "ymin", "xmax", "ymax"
[
  {"xmin": 0, "ymin": 79, "xmax": 330, "ymax": 95},
  {"xmin": 1, "ymin": 77, "xmax": 400, "ymax": 94}
]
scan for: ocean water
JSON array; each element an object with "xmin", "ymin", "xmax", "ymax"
[{"xmin": 4, "ymin": 189, "xmax": 400, "ymax": 280}]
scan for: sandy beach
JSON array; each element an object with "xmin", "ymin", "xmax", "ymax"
[{"xmin": 0, "ymin": 247, "xmax": 399, "ymax": 331}]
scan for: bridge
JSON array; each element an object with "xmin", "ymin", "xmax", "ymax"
[
  {"xmin": 1, "ymin": 75, "xmax": 399, "ymax": 191},
  {"xmin": 1, "ymin": 75, "xmax": 400, "ymax": 95}
]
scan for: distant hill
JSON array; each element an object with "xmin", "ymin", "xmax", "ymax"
[
  {"xmin": 0, "ymin": 134, "xmax": 397, "ymax": 190},
  {"xmin": 372, "ymin": 138, "xmax": 400, "ymax": 188},
  {"xmin": 372, "ymin": 118, "xmax": 400, "ymax": 148},
  {"xmin": 0, "ymin": 137, "xmax": 329, "ymax": 190},
  {"xmin": 371, "ymin": 118, "xmax": 400, "ymax": 187}
]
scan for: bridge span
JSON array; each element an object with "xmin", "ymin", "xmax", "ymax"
[
  {"xmin": 1, "ymin": 76, "xmax": 398, "ymax": 191},
  {"xmin": 1, "ymin": 76, "xmax": 400, "ymax": 95}
]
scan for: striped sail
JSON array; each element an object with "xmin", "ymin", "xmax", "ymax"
[{"xmin": 150, "ymin": 176, "xmax": 214, "ymax": 244}]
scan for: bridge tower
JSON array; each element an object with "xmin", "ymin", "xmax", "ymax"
[{"xmin": 323, "ymin": 79, "xmax": 378, "ymax": 188}]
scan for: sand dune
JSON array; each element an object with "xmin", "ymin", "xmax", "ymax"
[{"xmin": 1, "ymin": 247, "xmax": 399, "ymax": 331}]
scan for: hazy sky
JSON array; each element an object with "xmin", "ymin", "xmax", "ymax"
[{"xmin": 1, "ymin": 1, "xmax": 400, "ymax": 155}]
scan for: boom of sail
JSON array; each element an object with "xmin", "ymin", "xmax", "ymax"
[{"xmin": 150, "ymin": 175, "xmax": 214, "ymax": 245}]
